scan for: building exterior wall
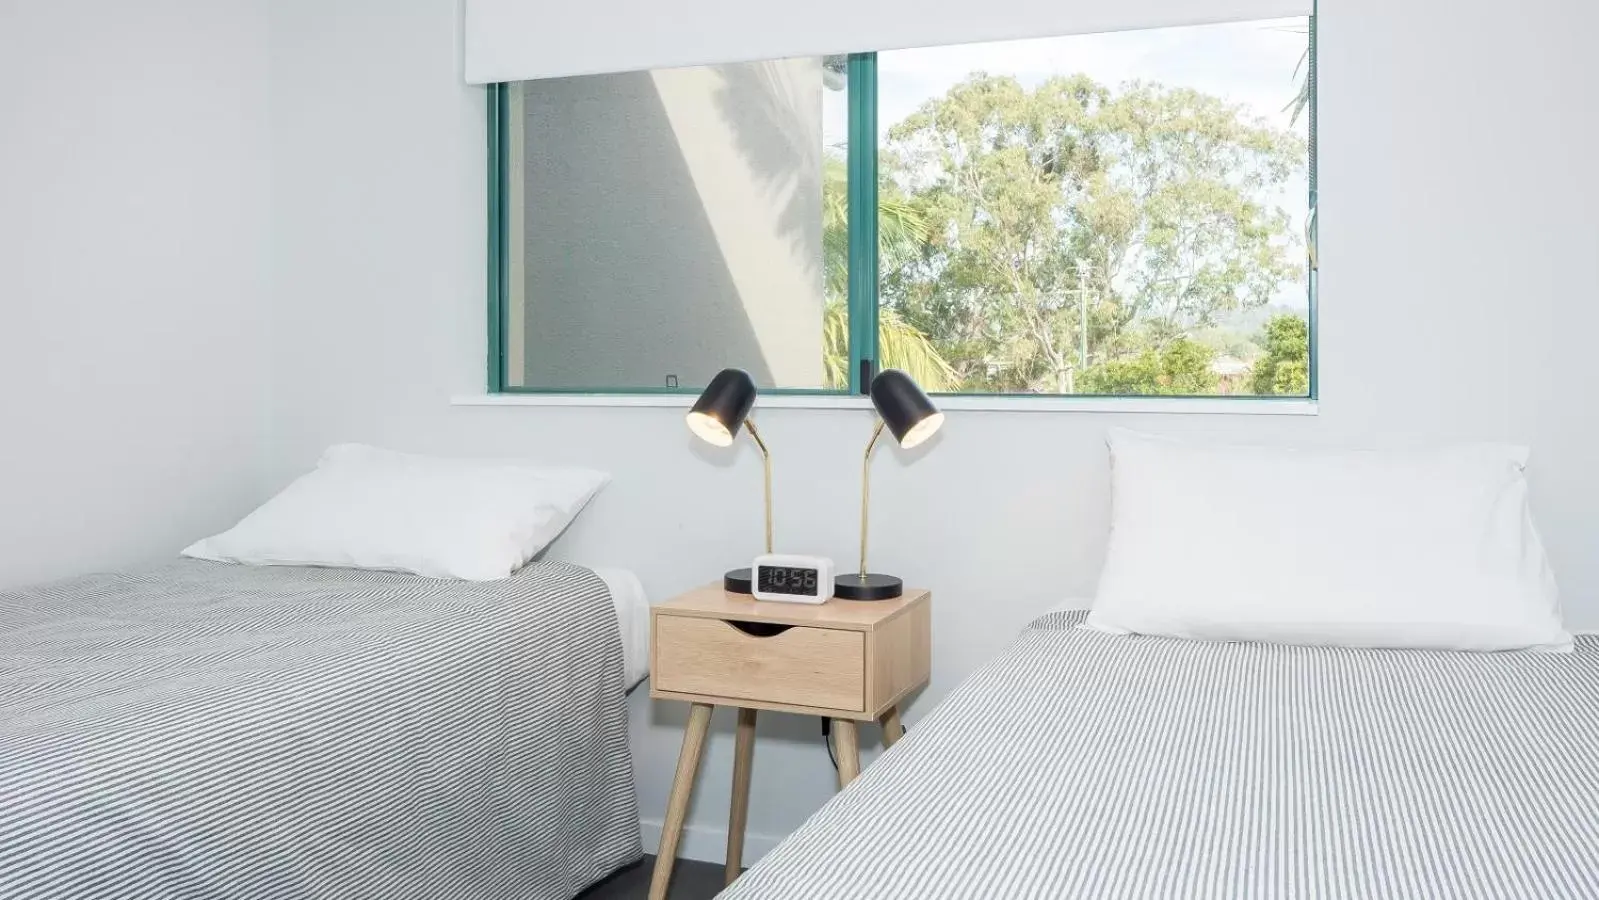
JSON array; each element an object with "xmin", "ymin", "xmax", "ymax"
[{"xmin": 513, "ymin": 58, "xmax": 825, "ymax": 390}]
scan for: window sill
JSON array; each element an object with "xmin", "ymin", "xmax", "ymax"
[{"xmin": 452, "ymin": 393, "xmax": 1318, "ymax": 416}]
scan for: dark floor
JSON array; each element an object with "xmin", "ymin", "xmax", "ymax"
[{"xmin": 578, "ymin": 855, "xmax": 732, "ymax": 900}]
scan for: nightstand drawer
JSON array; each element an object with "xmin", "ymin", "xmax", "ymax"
[{"xmin": 654, "ymin": 616, "xmax": 866, "ymax": 712}]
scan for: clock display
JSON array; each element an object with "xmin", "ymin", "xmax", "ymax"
[{"xmin": 757, "ymin": 565, "xmax": 820, "ymax": 596}]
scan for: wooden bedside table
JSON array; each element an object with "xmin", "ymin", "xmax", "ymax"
[{"xmin": 647, "ymin": 584, "xmax": 932, "ymax": 899}]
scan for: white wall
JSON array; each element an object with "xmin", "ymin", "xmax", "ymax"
[
  {"xmin": 266, "ymin": 0, "xmax": 1599, "ymax": 863},
  {"xmin": 0, "ymin": 0, "xmax": 273, "ymax": 588}
]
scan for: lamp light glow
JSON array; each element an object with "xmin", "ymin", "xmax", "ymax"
[
  {"xmin": 897, "ymin": 411, "xmax": 945, "ymax": 450},
  {"xmin": 685, "ymin": 368, "xmax": 756, "ymax": 445},
  {"xmin": 685, "ymin": 411, "xmax": 734, "ymax": 447},
  {"xmin": 870, "ymin": 369, "xmax": 944, "ymax": 449}
]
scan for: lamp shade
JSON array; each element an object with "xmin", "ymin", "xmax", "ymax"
[
  {"xmin": 686, "ymin": 368, "xmax": 757, "ymax": 447},
  {"xmin": 870, "ymin": 370, "xmax": 945, "ymax": 449}
]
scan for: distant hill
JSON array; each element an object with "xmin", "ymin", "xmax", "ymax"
[
  {"xmin": 1190, "ymin": 303, "xmax": 1308, "ymax": 362},
  {"xmin": 1216, "ymin": 303, "xmax": 1308, "ymax": 334}
]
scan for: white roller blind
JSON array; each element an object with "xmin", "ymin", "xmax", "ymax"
[{"xmin": 464, "ymin": 0, "xmax": 1313, "ymax": 84}]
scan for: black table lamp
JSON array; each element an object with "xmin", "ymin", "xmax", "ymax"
[
  {"xmin": 686, "ymin": 368, "xmax": 770, "ymax": 594},
  {"xmin": 835, "ymin": 369, "xmax": 945, "ymax": 600}
]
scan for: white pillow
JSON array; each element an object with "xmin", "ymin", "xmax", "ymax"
[
  {"xmin": 184, "ymin": 444, "xmax": 610, "ymax": 581},
  {"xmin": 1085, "ymin": 429, "xmax": 1568, "ymax": 652}
]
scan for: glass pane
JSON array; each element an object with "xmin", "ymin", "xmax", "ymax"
[
  {"xmin": 876, "ymin": 18, "xmax": 1313, "ymax": 396},
  {"xmin": 503, "ymin": 58, "xmax": 845, "ymax": 391}
]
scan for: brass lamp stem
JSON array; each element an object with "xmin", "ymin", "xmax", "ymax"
[
  {"xmin": 859, "ymin": 418, "xmax": 886, "ymax": 578},
  {"xmin": 744, "ymin": 417, "xmax": 773, "ymax": 554}
]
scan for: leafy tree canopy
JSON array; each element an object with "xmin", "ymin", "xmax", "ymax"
[
  {"xmin": 1078, "ymin": 336, "xmax": 1219, "ymax": 396},
  {"xmin": 821, "ymin": 71, "xmax": 1309, "ymax": 396},
  {"xmin": 1249, "ymin": 313, "xmax": 1310, "ymax": 395}
]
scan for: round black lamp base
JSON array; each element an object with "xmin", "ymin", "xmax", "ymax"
[
  {"xmin": 723, "ymin": 567, "xmax": 753, "ymax": 594},
  {"xmin": 834, "ymin": 573, "xmax": 904, "ymax": 601}
]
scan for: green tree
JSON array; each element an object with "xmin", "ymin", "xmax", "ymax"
[
  {"xmin": 879, "ymin": 74, "xmax": 1305, "ymax": 393},
  {"xmin": 1248, "ymin": 314, "xmax": 1310, "ymax": 395},
  {"xmin": 821, "ymin": 299, "xmax": 957, "ymax": 391},
  {"xmin": 820, "ymin": 155, "xmax": 956, "ymax": 391},
  {"xmin": 823, "ymin": 156, "xmax": 933, "ymax": 302},
  {"xmin": 1079, "ymin": 336, "xmax": 1219, "ymax": 395}
]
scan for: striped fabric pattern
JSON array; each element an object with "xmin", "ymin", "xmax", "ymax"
[
  {"xmin": 724, "ymin": 611, "xmax": 1599, "ymax": 899},
  {"xmin": 0, "ymin": 560, "xmax": 641, "ymax": 900}
]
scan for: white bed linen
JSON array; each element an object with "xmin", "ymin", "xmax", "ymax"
[
  {"xmin": 591, "ymin": 567, "xmax": 650, "ymax": 689},
  {"xmin": 1087, "ymin": 429, "xmax": 1567, "ymax": 651},
  {"xmin": 723, "ymin": 609, "xmax": 1599, "ymax": 899},
  {"xmin": 1045, "ymin": 596, "xmax": 1092, "ymax": 615},
  {"xmin": 185, "ymin": 445, "xmax": 610, "ymax": 581},
  {"xmin": 1056, "ymin": 597, "xmax": 1599, "ymax": 636}
]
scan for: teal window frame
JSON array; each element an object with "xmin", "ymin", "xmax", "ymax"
[
  {"xmin": 487, "ymin": 21, "xmax": 1317, "ymax": 401},
  {"xmin": 487, "ymin": 82, "xmax": 508, "ymax": 394},
  {"xmin": 1306, "ymin": 8, "xmax": 1319, "ymax": 401},
  {"xmin": 845, "ymin": 53, "xmax": 878, "ymax": 396}
]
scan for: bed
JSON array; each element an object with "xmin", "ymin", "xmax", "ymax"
[
  {"xmin": 0, "ymin": 558, "xmax": 648, "ymax": 900},
  {"xmin": 722, "ymin": 609, "xmax": 1599, "ymax": 899}
]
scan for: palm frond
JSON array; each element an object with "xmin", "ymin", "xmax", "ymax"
[
  {"xmin": 822, "ymin": 299, "xmax": 956, "ymax": 391},
  {"xmin": 877, "ymin": 306, "xmax": 958, "ymax": 391},
  {"xmin": 1283, "ymin": 48, "xmax": 1310, "ymax": 126},
  {"xmin": 822, "ymin": 299, "xmax": 850, "ymax": 388},
  {"xmin": 823, "ymin": 158, "xmax": 933, "ymax": 301}
]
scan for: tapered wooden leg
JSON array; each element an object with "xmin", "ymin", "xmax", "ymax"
[
  {"xmin": 650, "ymin": 703, "xmax": 714, "ymax": 900},
  {"xmin": 880, "ymin": 706, "xmax": 904, "ymax": 748},
  {"xmin": 833, "ymin": 718, "xmax": 861, "ymax": 789},
  {"xmin": 725, "ymin": 708, "xmax": 757, "ymax": 885}
]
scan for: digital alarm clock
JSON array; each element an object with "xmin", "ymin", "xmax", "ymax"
[{"xmin": 750, "ymin": 554, "xmax": 835, "ymax": 604}]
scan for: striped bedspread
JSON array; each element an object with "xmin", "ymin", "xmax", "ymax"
[
  {"xmin": 0, "ymin": 560, "xmax": 640, "ymax": 900},
  {"xmin": 724, "ymin": 610, "xmax": 1599, "ymax": 899}
]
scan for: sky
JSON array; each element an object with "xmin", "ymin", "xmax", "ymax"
[{"xmin": 822, "ymin": 17, "xmax": 1312, "ymax": 312}]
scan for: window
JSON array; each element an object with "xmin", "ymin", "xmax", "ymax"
[{"xmin": 489, "ymin": 17, "xmax": 1316, "ymax": 398}]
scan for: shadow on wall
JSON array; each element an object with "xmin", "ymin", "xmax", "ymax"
[
  {"xmin": 712, "ymin": 59, "xmax": 824, "ymax": 298},
  {"xmin": 519, "ymin": 69, "xmax": 774, "ymax": 390}
]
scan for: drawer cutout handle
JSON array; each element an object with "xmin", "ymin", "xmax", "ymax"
[{"xmin": 726, "ymin": 620, "xmax": 794, "ymax": 638}]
